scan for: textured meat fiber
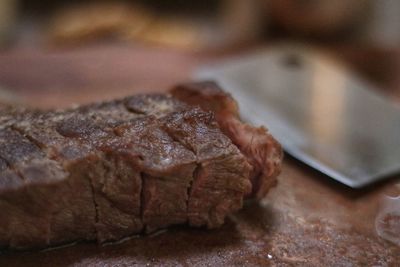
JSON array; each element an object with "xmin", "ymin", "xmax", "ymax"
[
  {"xmin": 171, "ymin": 81, "xmax": 283, "ymax": 199},
  {"xmin": 0, "ymin": 82, "xmax": 282, "ymax": 250}
]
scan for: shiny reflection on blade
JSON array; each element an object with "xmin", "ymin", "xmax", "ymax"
[
  {"xmin": 310, "ymin": 55, "xmax": 346, "ymax": 160},
  {"xmin": 196, "ymin": 47, "xmax": 400, "ymax": 187}
]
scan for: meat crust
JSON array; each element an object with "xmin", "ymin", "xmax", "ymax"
[
  {"xmin": 0, "ymin": 82, "xmax": 282, "ymax": 250},
  {"xmin": 171, "ymin": 81, "xmax": 283, "ymax": 199}
]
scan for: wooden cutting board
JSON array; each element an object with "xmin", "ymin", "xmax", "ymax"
[{"xmin": 0, "ymin": 43, "xmax": 399, "ymax": 266}]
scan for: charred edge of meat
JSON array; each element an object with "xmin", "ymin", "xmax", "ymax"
[{"xmin": 0, "ymin": 82, "xmax": 282, "ymax": 250}]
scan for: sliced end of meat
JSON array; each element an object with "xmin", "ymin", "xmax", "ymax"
[
  {"xmin": 171, "ymin": 81, "xmax": 283, "ymax": 200},
  {"xmin": 0, "ymin": 82, "xmax": 282, "ymax": 250},
  {"xmin": 111, "ymin": 117, "xmax": 197, "ymax": 233},
  {"xmin": 162, "ymin": 108, "xmax": 252, "ymax": 228}
]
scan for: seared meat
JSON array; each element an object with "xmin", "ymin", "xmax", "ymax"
[
  {"xmin": 171, "ymin": 81, "xmax": 283, "ymax": 199},
  {"xmin": 0, "ymin": 82, "xmax": 282, "ymax": 250}
]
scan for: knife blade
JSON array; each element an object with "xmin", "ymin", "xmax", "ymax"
[{"xmin": 195, "ymin": 46, "xmax": 400, "ymax": 188}]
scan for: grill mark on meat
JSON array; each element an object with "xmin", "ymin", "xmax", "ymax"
[
  {"xmin": 0, "ymin": 154, "xmax": 26, "ymax": 236},
  {"xmin": 0, "ymin": 127, "xmax": 44, "ymax": 168},
  {"xmin": 118, "ymin": 101, "xmax": 194, "ymax": 232},
  {"xmin": 123, "ymin": 94, "xmax": 184, "ymax": 118},
  {"xmin": 113, "ymin": 117, "xmax": 196, "ymax": 233},
  {"xmin": 10, "ymin": 114, "xmax": 99, "ymax": 247},
  {"xmin": 0, "ymin": 123, "xmax": 60, "ymax": 248},
  {"xmin": 70, "ymin": 105, "xmax": 147, "ymax": 241},
  {"xmin": 123, "ymin": 98, "xmax": 202, "ymax": 229},
  {"xmin": 160, "ymin": 114, "xmax": 197, "ymax": 154},
  {"xmin": 0, "ymin": 162, "xmax": 68, "ymax": 248},
  {"xmin": 11, "ymin": 125, "xmax": 47, "ymax": 155},
  {"xmin": 0, "ymin": 127, "xmax": 49, "ymax": 191},
  {"xmin": 160, "ymin": 109, "xmax": 252, "ymax": 228},
  {"xmin": 0, "ymin": 84, "xmax": 282, "ymax": 250},
  {"xmin": 126, "ymin": 95, "xmax": 252, "ymax": 228},
  {"xmin": 161, "ymin": 109, "xmax": 251, "ymax": 191},
  {"xmin": 11, "ymin": 115, "xmax": 87, "ymax": 164},
  {"xmin": 55, "ymin": 114, "xmax": 143, "ymax": 242}
]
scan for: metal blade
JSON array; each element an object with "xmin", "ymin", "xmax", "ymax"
[{"xmin": 196, "ymin": 46, "xmax": 400, "ymax": 188}]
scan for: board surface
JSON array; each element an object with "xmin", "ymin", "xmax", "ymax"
[{"xmin": 0, "ymin": 44, "xmax": 399, "ymax": 266}]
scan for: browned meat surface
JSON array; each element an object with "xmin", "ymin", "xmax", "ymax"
[
  {"xmin": 0, "ymin": 82, "xmax": 282, "ymax": 250},
  {"xmin": 171, "ymin": 81, "xmax": 283, "ymax": 199}
]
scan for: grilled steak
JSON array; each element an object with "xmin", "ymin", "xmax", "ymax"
[
  {"xmin": 171, "ymin": 82, "xmax": 283, "ymax": 199},
  {"xmin": 0, "ymin": 82, "xmax": 282, "ymax": 250}
]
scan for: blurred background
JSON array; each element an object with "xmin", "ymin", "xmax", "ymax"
[
  {"xmin": 0, "ymin": 0, "xmax": 399, "ymax": 107},
  {"xmin": 1, "ymin": 1, "xmax": 399, "ymax": 252}
]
